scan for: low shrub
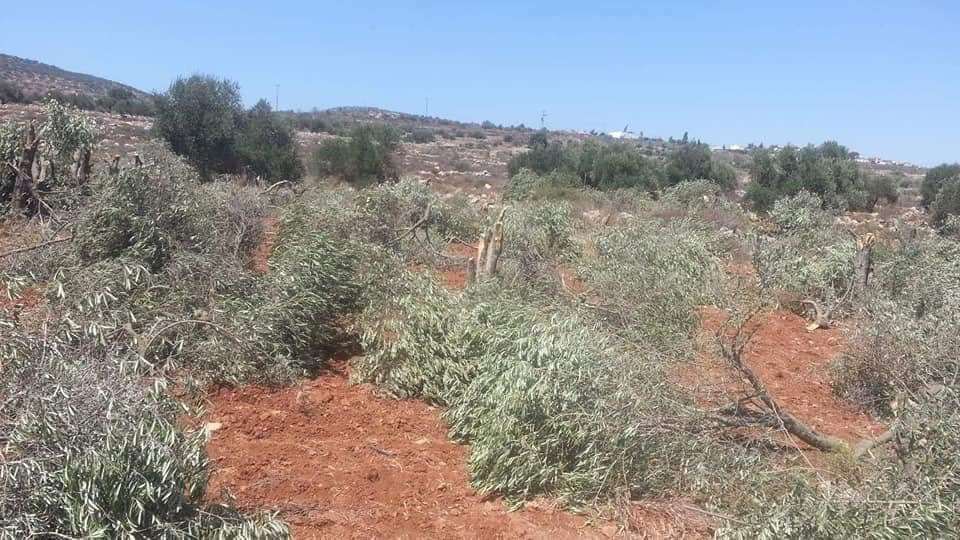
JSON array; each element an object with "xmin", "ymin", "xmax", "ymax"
[
  {"xmin": 921, "ymin": 163, "xmax": 960, "ymax": 209},
  {"xmin": 834, "ymin": 238, "xmax": 960, "ymax": 413},
  {"xmin": 313, "ymin": 124, "xmax": 400, "ymax": 185},
  {"xmin": 406, "ymin": 128, "xmax": 436, "ymax": 143},
  {"xmin": 664, "ymin": 142, "xmax": 736, "ymax": 190},
  {"xmin": 236, "ymin": 99, "xmax": 304, "ymax": 181},
  {"xmin": 497, "ymin": 201, "xmax": 578, "ymax": 286},
  {"xmin": 502, "ymin": 168, "xmax": 581, "ymax": 201}
]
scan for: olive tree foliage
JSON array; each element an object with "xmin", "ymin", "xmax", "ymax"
[
  {"xmin": 0, "ymin": 341, "xmax": 289, "ymax": 538},
  {"xmin": 930, "ymin": 175, "xmax": 960, "ymax": 228},
  {"xmin": 727, "ymin": 235, "xmax": 960, "ymax": 539},
  {"xmin": 0, "ymin": 99, "xmax": 99, "ymax": 211},
  {"xmin": 665, "ymin": 142, "xmax": 737, "ymax": 190},
  {"xmin": 153, "ymin": 75, "xmax": 243, "ymax": 178},
  {"xmin": 579, "ymin": 217, "xmax": 726, "ymax": 349},
  {"xmin": 506, "ymin": 133, "xmax": 664, "ymax": 192},
  {"xmin": 42, "ymin": 98, "xmax": 99, "ymax": 163},
  {"xmin": 0, "ymin": 149, "xmax": 306, "ymax": 537},
  {"xmin": 753, "ymin": 192, "xmax": 857, "ymax": 304},
  {"xmin": 313, "ymin": 124, "xmax": 400, "ymax": 185},
  {"xmin": 745, "ymin": 141, "xmax": 881, "ymax": 212},
  {"xmin": 920, "ymin": 163, "xmax": 960, "ymax": 209},
  {"xmin": 0, "ymin": 121, "xmax": 23, "ymax": 204},
  {"xmin": 154, "ymin": 75, "xmax": 302, "ymax": 181},
  {"xmin": 353, "ymin": 274, "xmax": 736, "ymax": 503},
  {"xmin": 75, "ymin": 142, "xmax": 213, "ymax": 271},
  {"xmin": 236, "ymin": 99, "xmax": 304, "ymax": 181}
]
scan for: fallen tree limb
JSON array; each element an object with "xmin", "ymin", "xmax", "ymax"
[
  {"xmin": 390, "ymin": 203, "xmax": 432, "ymax": 246},
  {"xmin": 261, "ymin": 180, "xmax": 291, "ymax": 194},
  {"xmin": 716, "ymin": 310, "xmax": 896, "ymax": 456},
  {"xmin": 0, "ymin": 235, "xmax": 73, "ymax": 259}
]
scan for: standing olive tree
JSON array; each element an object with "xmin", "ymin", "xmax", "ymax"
[
  {"xmin": 921, "ymin": 163, "xmax": 960, "ymax": 209},
  {"xmin": 236, "ymin": 99, "xmax": 304, "ymax": 181},
  {"xmin": 153, "ymin": 75, "xmax": 243, "ymax": 179},
  {"xmin": 154, "ymin": 76, "xmax": 303, "ymax": 182}
]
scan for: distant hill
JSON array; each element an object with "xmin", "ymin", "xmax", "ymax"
[
  {"xmin": 0, "ymin": 53, "xmax": 154, "ymax": 115},
  {"xmin": 0, "ymin": 53, "xmax": 147, "ymax": 100}
]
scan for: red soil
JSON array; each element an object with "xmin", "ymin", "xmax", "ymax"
[
  {"xmin": 677, "ymin": 307, "xmax": 886, "ymax": 449},
  {"xmin": 0, "ymin": 286, "xmax": 42, "ymax": 312},
  {"xmin": 249, "ymin": 216, "xmax": 280, "ymax": 274},
  {"xmin": 435, "ymin": 267, "xmax": 469, "ymax": 290},
  {"xmin": 203, "ymin": 363, "xmax": 614, "ymax": 539},
  {"xmin": 444, "ymin": 241, "xmax": 478, "ymax": 259}
]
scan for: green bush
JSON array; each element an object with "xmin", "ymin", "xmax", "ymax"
[
  {"xmin": 591, "ymin": 143, "xmax": 662, "ymax": 191},
  {"xmin": 0, "ymin": 81, "xmax": 26, "ymax": 104},
  {"xmin": 154, "ymin": 76, "xmax": 303, "ymax": 181},
  {"xmin": 745, "ymin": 142, "xmax": 869, "ymax": 212},
  {"xmin": 407, "ymin": 128, "xmax": 436, "ymax": 143},
  {"xmin": 834, "ymin": 237, "xmax": 960, "ymax": 411},
  {"xmin": 236, "ymin": 99, "xmax": 304, "ymax": 181},
  {"xmin": 313, "ymin": 124, "xmax": 400, "ymax": 185},
  {"xmin": 0, "ymin": 121, "xmax": 24, "ymax": 205},
  {"xmin": 242, "ymin": 206, "xmax": 362, "ymax": 373},
  {"xmin": 754, "ymin": 192, "xmax": 856, "ymax": 303},
  {"xmin": 1, "ymin": 100, "xmax": 99, "ymax": 211},
  {"xmin": 861, "ymin": 173, "xmax": 899, "ymax": 210},
  {"xmin": 498, "ymin": 201, "xmax": 578, "ymax": 285},
  {"xmin": 153, "ymin": 75, "xmax": 243, "ymax": 178},
  {"xmin": 507, "ymin": 140, "xmax": 574, "ymax": 178},
  {"xmin": 581, "ymin": 218, "xmax": 724, "ymax": 349},
  {"xmin": 507, "ymin": 134, "xmax": 663, "ymax": 192},
  {"xmin": 502, "ymin": 168, "xmax": 581, "ymax": 201},
  {"xmin": 920, "ymin": 163, "xmax": 960, "ymax": 209},
  {"xmin": 931, "ymin": 175, "xmax": 960, "ymax": 228},
  {"xmin": 665, "ymin": 142, "xmax": 736, "ymax": 190}
]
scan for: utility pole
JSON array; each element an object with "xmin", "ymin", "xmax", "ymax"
[
  {"xmin": 275, "ymin": 84, "xmax": 280, "ymax": 111},
  {"xmin": 425, "ymin": 97, "xmax": 429, "ymax": 117}
]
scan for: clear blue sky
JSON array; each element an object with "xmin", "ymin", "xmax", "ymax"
[{"xmin": 3, "ymin": 1, "xmax": 957, "ymax": 165}]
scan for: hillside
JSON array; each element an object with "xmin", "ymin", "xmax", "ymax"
[{"xmin": 0, "ymin": 53, "xmax": 147, "ymax": 100}]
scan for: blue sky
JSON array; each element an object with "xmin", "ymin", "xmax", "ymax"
[{"xmin": 3, "ymin": 1, "xmax": 957, "ymax": 165}]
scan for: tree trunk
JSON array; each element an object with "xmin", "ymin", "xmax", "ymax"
[
  {"xmin": 12, "ymin": 123, "xmax": 43, "ymax": 212},
  {"xmin": 476, "ymin": 229, "xmax": 491, "ymax": 277},
  {"xmin": 465, "ymin": 257, "xmax": 476, "ymax": 286},
  {"xmin": 483, "ymin": 221, "xmax": 504, "ymax": 276},
  {"xmin": 854, "ymin": 233, "xmax": 875, "ymax": 298}
]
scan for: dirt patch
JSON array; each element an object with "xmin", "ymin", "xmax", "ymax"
[
  {"xmin": 444, "ymin": 241, "xmax": 477, "ymax": 259},
  {"xmin": 676, "ymin": 307, "xmax": 885, "ymax": 450},
  {"xmin": 203, "ymin": 363, "xmax": 613, "ymax": 539},
  {"xmin": 435, "ymin": 267, "xmax": 469, "ymax": 290},
  {"xmin": 558, "ymin": 266, "xmax": 590, "ymax": 295},
  {"xmin": 0, "ymin": 285, "xmax": 43, "ymax": 315},
  {"xmin": 249, "ymin": 216, "xmax": 279, "ymax": 274}
]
